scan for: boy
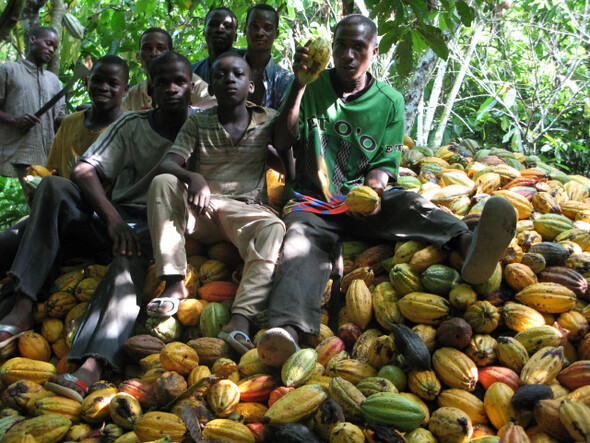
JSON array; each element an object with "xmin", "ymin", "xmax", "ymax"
[
  {"xmin": 122, "ymin": 27, "xmax": 211, "ymax": 111},
  {"xmin": 0, "ymin": 27, "xmax": 65, "ymax": 195},
  {"xmin": 147, "ymin": 53, "xmax": 285, "ymax": 354},
  {"xmin": 0, "ymin": 52, "xmax": 195, "ymax": 400},
  {"xmin": 243, "ymin": 4, "xmax": 293, "ymax": 109},
  {"xmin": 46, "ymin": 55, "xmax": 129, "ymax": 178}
]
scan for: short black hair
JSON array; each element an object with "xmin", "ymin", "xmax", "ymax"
[
  {"xmin": 29, "ymin": 26, "xmax": 58, "ymax": 39},
  {"xmin": 140, "ymin": 27, "xmax": 173, "ymax": 51},
  {"xmin": 334, "ymin": 15, "xmax": 378, "ymax": 46},
  {"xmin": 210, "ymin": 52, "xmax": 251, "ymax": 79},
  {"xmin": 246, "ymin": 4, "xmax": 279, "ymax": 28},
  {"xmin": 149, "ymin": 51, "xmax": 192, "ymax": 82},
  {"xmin": 205, "ymin": 7, "xmax": 237, "ymax": 26},
  {"xmin": 93, "ymin": 55, "xmax": 130, "ymax": 82}
]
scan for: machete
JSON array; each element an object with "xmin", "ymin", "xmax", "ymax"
[{"xmin": 34, "ymin": 60, "xmax": 91, "ymax": 118}]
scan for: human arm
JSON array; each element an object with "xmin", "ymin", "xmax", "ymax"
[
  {"xmin": 70, "ymin": 161, "xmax": 141, "ymax": 257},
  {"xmin": 271, "ymin": 42, "xmax": 310, "ymax": 152},
  {"xmin": 0, "ymin": 110, "xmax": 41, "ymax": 130},
  {"xmin": 157, "ymin": 153, "xmax": 211, "ymax": 216}
]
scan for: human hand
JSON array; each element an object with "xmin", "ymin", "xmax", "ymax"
[
  {"xmin": 107, "ymin": 219, "xmax": 142, "ymax": 257},
  {"xmin": 187, "ymin": 173, "xmax": 211, "ymax": 216},
  {"xmin": 11, "ymin": 114, "xmax": 41, "ymax": 130},
  {"xmin": 293, "ymin": 40, "xmax": 311, "ymax": 88}
]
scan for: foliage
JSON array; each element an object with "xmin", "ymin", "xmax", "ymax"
[
  {"xmin": 0, "ymin": 177, "xmax": 27, "ymax": 230},
  {"xmin": 411, "ymin": 0, "xmax": 589, "ymax": 174}
]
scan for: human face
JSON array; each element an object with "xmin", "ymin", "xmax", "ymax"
[
  {"xmin": 245, "ymin": 10, "xmax": 278, "ymax": 53},
  {"xmin": 151, "ymin": 61, "xmax": 193, "ymax": 113},
  {"xmin": 139, "ymin": 32, "xmax": 171, "ymax": 75},
  {"xmin": 332, "ymin": 23, "xmax": 378, "ymax": 83},
  {"xmin": 28, "ymin": 31, "xmax": 59, "ymax": 66},
  {"xmin": 210, "ymin": 57, "xmax": 253, "ymax": 106},
  {"xmin": 204, "ymin": 11, "xmax": 237, "ymax": 54},
  {"xmin": 88, "ymin": 63, "xmax": 129, "ymax": 112}
]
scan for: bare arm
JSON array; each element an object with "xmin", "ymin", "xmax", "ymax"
[
  {"xmin": 364, "ymin": 169, "xmax": 389, "ymax": 191},
  {"xmin": 272, "ymin": 42, "xmax": 310, "ymax": 153},
  {"xmin": 70, "ymin": 161, "xmax": 141, "ymax": 257}
]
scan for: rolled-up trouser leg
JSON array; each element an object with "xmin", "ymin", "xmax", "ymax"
[
  {"xmin": 68, "ymin": 254, "xmax": 148, "ymax": 372},
  {"xmin": 268, "ymin": 211, "xmax": 342, "ymax": 336},
  {"xmin": 147, "ymin": 174, "xmax": 190, "ymax": 278},
  {"xmin": 351, "ymin": 188, "xmax": 470, "ymax": 247},
  {"xmin": 8, "ymin": 176, "xmax": 93, "ymax": 300}
]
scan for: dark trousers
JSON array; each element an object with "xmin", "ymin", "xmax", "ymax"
[
  {"xmin": 6, "ymin": 175, "xmax": 150, "ymax": 371},
  {"xmin": 0, "ymin": 218, "xmax": 28, "ymax": 279},
  {"xmin": 268, "ymin": 188, "xmax": 470, "ymax": 335}
]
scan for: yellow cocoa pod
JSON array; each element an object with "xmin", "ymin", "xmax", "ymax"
[{"xmin": 344, "ymin": 186, "xmax": 380, "ymax": 215}]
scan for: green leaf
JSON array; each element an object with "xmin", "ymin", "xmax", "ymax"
[
  {"xmin": 107, "ymin": 40, "xmax": 120, "ymax": 55},
  {"xmin": 501, "ymin": 115, "xmax": 510, "ymax": 131},
  {"xmin": 396, "ymin": 31, "xmax": 413, "ymax": 77},
  {"xmin": 476, "ymin": 97, "xmax": 497, "ymax": 121},
  {"xmin": 379, "ymin": 31, "xmax": 398, "ymax": 54},
  {"xmin": 455, "ymin": 0, "xmax": 474, "ymax": 26},
  {"xmin": 416, "ymin": 25, "xmax": 448, "ymax": 59}
]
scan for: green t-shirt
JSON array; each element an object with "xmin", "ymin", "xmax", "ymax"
[{"xmin": 286, "ymin": 69, "xmax": 404, "ymax": 202}]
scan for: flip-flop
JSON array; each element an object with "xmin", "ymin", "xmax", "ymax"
[
  {"xmin": 256, "ymin": 327, "xmax": 300, "ymax": 367},
  {"xmin": 146, "ymin": 297, "xmax": 185, "ymax": 317},
  {"xmin": 44, "ymin": 373, "xmax": 89, "ymax": 403},
  {"xmin": 461, "ymin": 195, "xmax": 517, "ymax": 285},
  {"xmin": 0, "ymin": 324, "xmax": 30, "ymax": 358},
  {"xmin": 218, "ymin": 330, "xmax": 253, "ymax": 355}
]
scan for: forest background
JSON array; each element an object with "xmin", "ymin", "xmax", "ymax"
[{"xmin": 0, "ymin": 0, "xmax": 588, "ymax": 229}]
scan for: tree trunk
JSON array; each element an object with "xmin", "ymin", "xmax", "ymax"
[
  {"xmin": 433, "ymin": 20, "xmax": 483, "ymax": 146},
  {"xmin": 47, "ymin": 0, "xmax": 65, "ymax": 74},
  {"xmin": 20, "ymin": 0, "xmax": 47, "ymax": 48},
  {"xmin": 0, "ymin": 0, "xmax": 27, "ymax": 42},
  {"xmin": 404, "ymin": 49, "xmax": 439, "ymax": 135},
  {"xmin": 420, "ymin": 57, "xmax": 448, "ymax": 146}
]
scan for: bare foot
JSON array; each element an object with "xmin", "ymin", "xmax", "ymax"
[
  {"xmin": 47, "ymin": 357, "xmax": 103, "ymax": 399},
  {"xmin": 0, "ymin": 295, "xmax": 34, "ymax": 342},
  {"xmin": 221, "ymin": 314, "xmax": 254, "ymax": 351},
  {"xmin": 146, "ymin": 277, "xmax": 189, "ymax": 316}
]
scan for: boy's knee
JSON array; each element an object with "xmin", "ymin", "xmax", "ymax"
[{"xmin": 148, "ymin": 174, "xmax": 185, "ymax": 201}]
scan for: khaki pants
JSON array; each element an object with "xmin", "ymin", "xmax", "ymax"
[{"xmin": 147, "ymin": 174, "xmax": 285, "ymax": 319}]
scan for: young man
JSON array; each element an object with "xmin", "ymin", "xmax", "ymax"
[
  {"xmin": 0, "ymin": 27, "xmax": 65, "ymax": 194},
  {"xmin": 256, "ymin": 15, "xmax": 518, "ymax": 366},
  {"xmin": 46, "ymin": 55, "xmax": 129, "ymax": 178},
  {"xmin": 0, "ymin": 55, "xmax": 130, "ymax": 279},
  {"xmin": 192, "ymin": 8, "xmax": 240, "ymax": 83},
  {"xmin": 0, "ymin": 52, "xmax": 195, "ymax": 401},
  {"xmin": 122, "ymin": 27, "xmax": 211, "ymax": 111},
  {"xmin": 147, "ymin": 53, "xmax": 285, "ymax": 354},
  {"xmin": 243, "ymin": 4, "xmax": 293, "ymax": 109}
]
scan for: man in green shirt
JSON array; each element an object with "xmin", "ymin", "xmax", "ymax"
[{"xmin": 257, "ymin": 15, "xmax": 517, "ymax": 366}]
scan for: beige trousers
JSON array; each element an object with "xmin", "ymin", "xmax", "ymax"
[{"xmin": 147, "ymin": 173, "xmax": 285, "ymax": 319}]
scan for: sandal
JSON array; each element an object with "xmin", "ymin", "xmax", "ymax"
[
  {"xmin": 146, "ymin": 297, "xmax": 186, "ymax": 317},
  {"xmin": 45, "ymin": 373, "xmax": 89, "ymax": 403},
  {"xmin": 218, "ymin": 330, "xmax": 253, "ymax": 355}
]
